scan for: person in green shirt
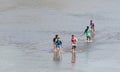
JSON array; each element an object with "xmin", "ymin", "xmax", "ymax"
[{"xmin": 84, "ymin": 26, "xmax": 92, "ymax": 42}]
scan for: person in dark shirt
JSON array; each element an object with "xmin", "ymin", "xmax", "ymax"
[{"xmin": 53, "ymin": 35, "xmax": 58, "ymax": 51}]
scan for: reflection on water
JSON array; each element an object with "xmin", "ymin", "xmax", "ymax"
[
  {"xmin": 0, "ymin": 0, "xmax": 120, "ymax": 71},
  {"xmin": 71, "ymin": 52, "xmax": 76, "ymax": 63},
  {"xmin": 53, "ymin": 51, "xmax": 62, "ymax": 63}
]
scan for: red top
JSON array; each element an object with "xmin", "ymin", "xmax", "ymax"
[{"xmin": 71, "ymin": 37, "xmax": 78, "ymax": 44}]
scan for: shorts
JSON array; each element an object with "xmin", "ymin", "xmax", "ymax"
[
  {"xmin": 57, "ymin": 45, "xmax": 62, "ymax": 48},
  {"xmin": 87, "ymin": 36, "xmax": 91, "ymax": 39},
  {"xmin": 72, "ymin": 44, "xmax": 77, "ymax": 49}
]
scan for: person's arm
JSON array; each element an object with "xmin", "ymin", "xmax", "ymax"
[
  {"xmin": 84, "ymin": 29, "xmax": 87, "ymax": 34},
  {"xmin": 76, "ymin": 38, "xmax": 78, "ymax": 42},
  {"xmin": 60, "ymin": 41, "xmax": 63, "ymax": 48},
  {"xmin": 60, "ymin": 41, "xmax": 62, "ymax": 45},
  {"xmin": 74, "ymin": 37, "xmax": 78, "ymax": 42},
  {"xmin": 53, "ymin": 38, "xmax": 55, "ymax": 42}
]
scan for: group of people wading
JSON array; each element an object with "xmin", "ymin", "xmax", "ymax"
[{"xmin": 53, "ymin": 20, "xmax": 95, "ymax": 53}]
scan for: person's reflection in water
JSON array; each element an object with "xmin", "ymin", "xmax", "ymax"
[
  {"xmin": 53, "ymin": 51, "xmax": 62, "ymax": 63},
  {"xmin": 71, "ymin": 51, "xmax": 76, "ymax": 63},
  {"xmin": 71, "ymin": 51, "xmax": 76, "ymax": 72}
]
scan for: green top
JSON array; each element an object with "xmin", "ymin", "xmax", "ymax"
[{"xmin": 86, "ymin": 29, "xmax": 91, "ymax": 36}]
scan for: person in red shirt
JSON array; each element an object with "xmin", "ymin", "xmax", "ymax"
[{"xmin": 71, "ymin": 35, "xmax": 78, "ymax": 52}]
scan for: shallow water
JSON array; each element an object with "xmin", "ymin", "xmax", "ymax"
[{"xmin": 0, "ymin": 0, "xmax": 120, "ymax": 72}]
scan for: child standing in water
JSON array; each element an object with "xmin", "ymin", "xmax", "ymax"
[
  {"xmin": 56, "ymin": 37, "xmax": 62, "ymax": 52},
  {"xmin": 53, "ymin": 35, "xmax": 58, "ymax": 51},
  {"xmin": 71, "ymin": 35, "xmax": 78, "ymax": 52},
  {"xmin": 90, "ymin": 20, "xmax": 95, "ymax": 35},
  {"xmin": 84, "ymin": 26, "xmax": 92, "ymax": 42}
]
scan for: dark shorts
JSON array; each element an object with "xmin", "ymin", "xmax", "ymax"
[
  {"xmin": 72, "ymin": 46, "xmax": 76, "ymax": 49},
  {"xmin": 87, "ymin": 36, "xmax": 91, "ymax": 39},
  {"xmin": 72, "ymin": 44, "xmax": 77, "ymax": 49}
]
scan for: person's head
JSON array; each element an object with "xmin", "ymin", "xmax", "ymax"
[
  {"xmin": 57, "ymin": 37, "xmax": 60, "ymax": 40},
  {"xmin": 55, "ymin": 34, "xmax": 58, "ymax": 38},
  {"xmin": 90, "ymin": 20, "xmax": 93, "ymax": 23},
  {"xmin": 87, "ymin": 26, "xmax": 89, "ymax": 29},
  {"xmin": 72, "ymin": 35, "xmax": 74, "ymax": 38}
]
